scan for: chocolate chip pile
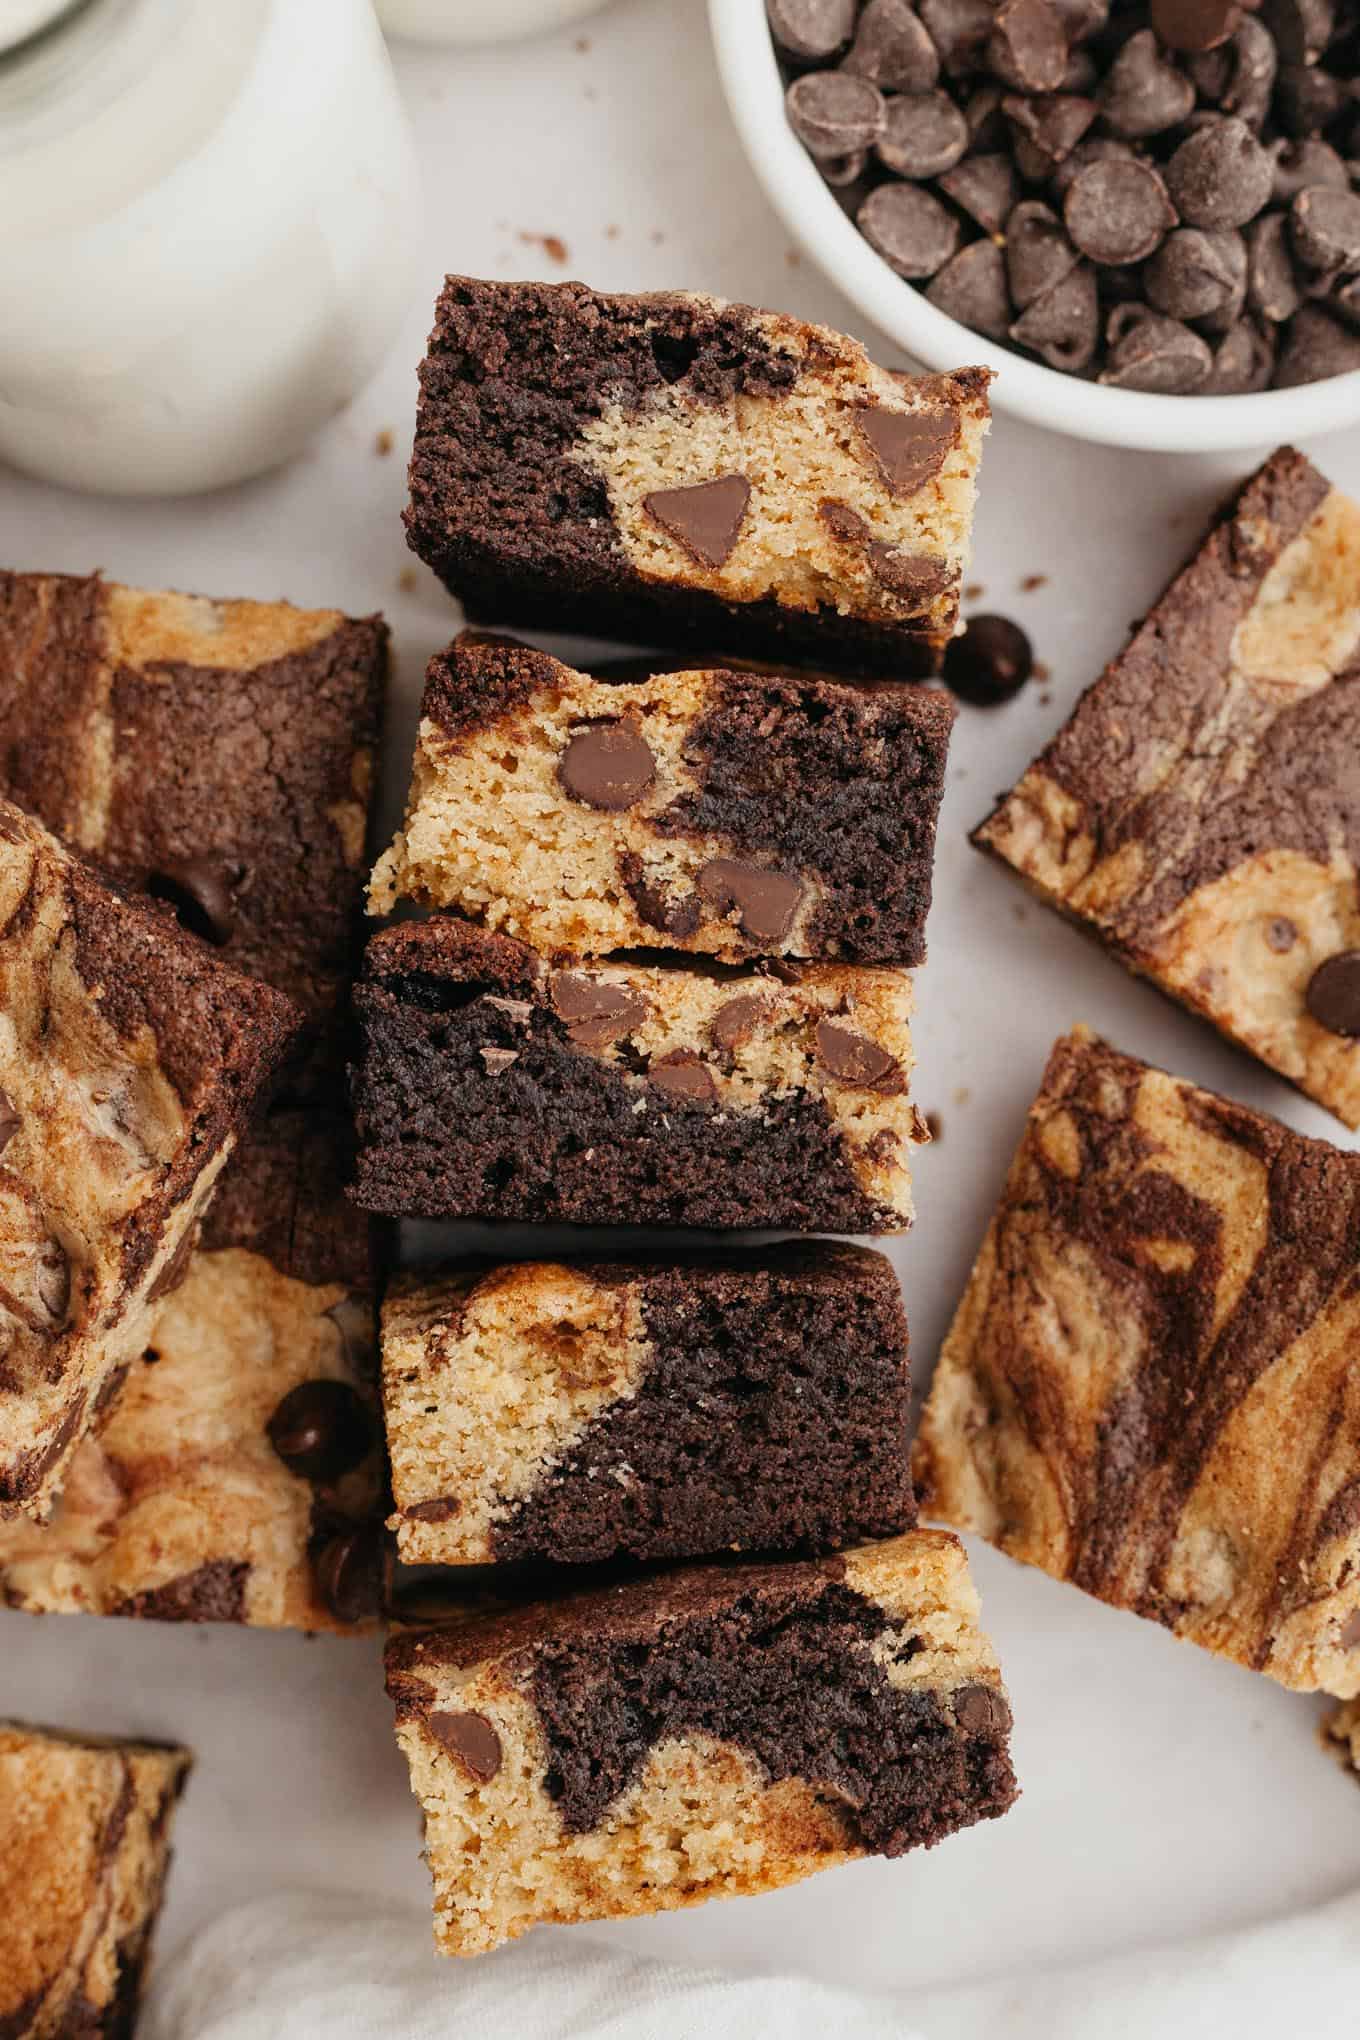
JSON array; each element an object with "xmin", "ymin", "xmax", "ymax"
[{"xmin": 771, "ymin": 0, "xmax": 1360, "ymax": 392}]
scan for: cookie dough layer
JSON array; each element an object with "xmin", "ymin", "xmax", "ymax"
[
  {"xmin": 0, "ymin": 568, "xmax": 387, "ymax": 1047},
  {"xmin": 385, "ymin": 1243, "xmax": 913, "ymax": 1566},
  {"xmin": 370, "ymin": 636, "xmax": 954, "ymax": 965},
  {"xmin": 386, "ymin": 1530, "xmax": 1016, "ymax": 1957},
  {"xmin": 351, "ymin": 917, "xmax": 922, "ymax": 1231},
  {"xmin": 0, "ymin": 1720, "xmax": 190, "ymax": 2037},
  {"xmin": 0, "ymin": 800, "xmax": 298, "ymax": 1519},
  {"xmin": 1324, "ymin": 1699, "xmax": 1360, "ymax": 1782},
  {"xmin": 915, "ymin": 1027, "xmax": 1360, "ymax": 1698},
  {"xmin": 406, "ymin": 278, "xmax": 989, "ymax": 677},
  {"xmin": 0, "ymin": 1111, "xmax": 387, "ymax": 1633},
  {"xmin": 973, "ymin": 448, "xmax": 1360, "ymax": 1129}
]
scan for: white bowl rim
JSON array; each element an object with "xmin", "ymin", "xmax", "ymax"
[{"xmin": 709, "ymin": 0, "xmax": 1360, "ymax": 454}]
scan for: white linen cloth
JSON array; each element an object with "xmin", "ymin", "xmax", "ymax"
[{"xmin": 145, "ymin": 1885, "xmax": 1360, "ymax": 2040}]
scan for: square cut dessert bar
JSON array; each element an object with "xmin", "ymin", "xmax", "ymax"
[
  {"xmin": 0, "ymin": 1719, "xmax": 191, "ymax": 2037},
  {"xmin": 405, "ymin": 278, "xmax": 989, "ymax": 677},
  {"xmin": 973, "ymin": 447, "xmax": 1360, "ymax": 1130},
  {"xmin": 351, "ymin": 917, "xmax": 923, "ymax": 1232},
  {"xmin": 0, "ymin": 798, "xmax": 298, "ymax": 1520},
  {"xmin": 369, "ymin": 634, "xmax": 954, "ymax": 965},
  {"xmin": 386, "ymin": 1530, "xmax": 1016, "ymax": 1957},
  {"xmin": 914, "ymin": 1027, "xmax": 1360, "ymax": 1698},
  {"xmin": 385, "ymin": 1243, "xmax": 913, "ymax": 1568}
]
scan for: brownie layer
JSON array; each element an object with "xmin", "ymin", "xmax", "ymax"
[
  {"xmin": 386, "ymin": 1243, "xmax": 913, "ymax": 1566},
  {"xmin": 386, "ymin": 1531, "xmax": 1016, "ymax": 1955},
  {"xmin": 371, "ymin": 635, "xmax": 954, "ymax": 965},
  {"xmin": 351, "ymin": 918, "xmax": 921, "ymax": 1231},
  {"xmin": 973, "ymin": 448, "xmax": 1360, "ymax": 1129},
  {"xmin": 405, "ymin": 278, "xmax": 988, "ymax": 678},
  {"xmin": 915, "ymin": 1027, "xmax": 1360, "ymax": 1697},
  {"xmin": 0, "ymin": 1720, "xmax": 191, "ymax": 2037}
]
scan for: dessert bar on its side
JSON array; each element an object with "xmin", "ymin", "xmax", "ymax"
[
  {"xmin": 406, "ymin": 278, "xmax": 988, "ymax": 677},
  {"xmin": 386, "ymin": 1529, "xmax": 1016, "ymax": 1956},
  {"xmin": 369, "ymin": 634, "xmax": 954, "ymax": 965},
  {"xmin": 385, "ymin": 1242, "xmax": 914, "ymax": 1567},
  {"xmin": 350, "ymin": 917, "xmax": 923, "ymax": 1232},
  {"xmin": 915, "ymin": 1026, "xmax": 1360, "ymax": 1697}
]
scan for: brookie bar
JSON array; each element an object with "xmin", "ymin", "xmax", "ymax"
[
  {"xmin": 405, "ymin": 278, "xmax": 989, "ymax": 677},
  {"xmin": 369, "ymin": 633, "xmax": 954, "ymax": 965}
]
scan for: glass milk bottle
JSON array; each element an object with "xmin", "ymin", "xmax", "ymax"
[{"xmin": 0, "ymin": 0, "xmax": 421, "ymax": 495}]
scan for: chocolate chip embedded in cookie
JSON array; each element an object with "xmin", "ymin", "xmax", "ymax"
[
  {"xmin": 972, "ymin": 448, "xmax": 1360, "ymax": 1130},
  {"xmin": 385, "ymin": 1530, "xmax": 1016, "ymax": 1956},
  {"xmin": 368, "ymin": 633, "xmax": 955, "ymax": 967},
  {"xmin": 914, "ymin": 1027, "xmax": 1360, "ymax": 1697},
  {"xmin": 403, "ymin": 278, "xmax": 989, "ymax": 679}
]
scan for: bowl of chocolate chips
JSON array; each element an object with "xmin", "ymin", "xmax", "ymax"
[{"xmin": 712, "ymin": 0, "xmax": 1360, "ymax": 449}]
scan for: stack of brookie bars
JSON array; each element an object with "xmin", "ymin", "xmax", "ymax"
[{"xmin": 5, "ymin": 276, "xmax": 1360, "ymax": 2025}]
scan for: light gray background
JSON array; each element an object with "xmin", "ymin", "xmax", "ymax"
[{"xmin": 3, "ymin": 0, "xmax": 1360, "ymax": 1995}]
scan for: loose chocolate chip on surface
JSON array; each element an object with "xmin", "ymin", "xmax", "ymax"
[
  {"xmin": 550, "ymin": 972, "xmax": 648, "ymax": 1050},
  {"xmin": 649, "ymin": 1050, "xmax": 719, "ymax": 1104},
  {"xmin": 1100, "ymin": 30, "xmax": 1196, "ymax": 140},
  {"xmin": 1150, "ymin": 0, "xmax": 1240, "ymax": 52},
  {"xmin": 1165, "ymin": 117, "xmax": 1274, "ymax": 229},
  {"xmin": 1305, "ymin": 951, "xmax": 1360, "ymax": 1036},
  {"xmin": 856, "ymin": 404, "xmax": 959, "ymax": 496},
  {"xmin": 786, "ymin": 69, "xmax": 887, "ymax": 155},
  {"xmin": 936, "ymin": 152, "xmax": 1020, "ymax": 235},
  {"xmin": 943, "ymin": 613, "xmax": 1034, "ymax": 705},
  {"xmin": 1146, "ymin": 227, "xmax": 1246, "ymax": 319},
  {"xmin": 1099, "ymin": 304, "xmax": 1215, "ymax": 390},
  {"xmin": 711, "ymin": 995, "xmax": 770, "ymax": 1054},
  {"xmin": 557, "ymin": 718, "xmax": 656, "ymax": 812},
  {"xmin": 313, "ymin": 1525, "xmax": 383, "ymax": 1624},
  {"xmin": 697, "ymin": 858, "xmax": 805, "ymax": 945},
  {"xmin": 1265, "ymin": 916, "xmax": 1299, "ymax": 952},
  {"xmin": 267, "ymin": 1379, "xmax": 372, "ymax": 1483},
  {"xmin": 0, "ymin": 1087, "xmax": 19, "ymax": 1157},
  {"xmin": 643, "ymin": 474, "xmax": 751, "ymax": 569},
  {"xmin": 927, "ymin": 240, "xmax": 1014, "ymax": 339},
  {"xmin": 843, "ymin": 0, "xmax": 940, "ymax": 90},
  {"xmin": 429, "ymin": 1709, "xmax": 503, "ymax": 1782},
  {"xmin": 815, "ymin": 1018, "xmax": 902, "ymax": 1089},
  {"xmin": 1290, "ymin": 186, "xmax": 1360, "ymax": 275},
  {"xmin": 1005, "ymin": 200, "xmax": 1081, "ymax": 309},
  {"xmin": 858, "ymin": 182, "xmax": 961, "ymax": 277},
  {"xmin": 954, "ymin": 1684, "xmax": 1013, "ymax": 1735},
  {"xmin": 1009, "ymin": 261, "xmax": 1099, "ymax": 370},
  {"xmin": 1064, "ymin": 157, "xmax": 1178, "ymax": 265},
  {"xmin": 987, "ymin": 0, "xmax": 1068, "ymax": 93},
  {"xmin": 146, "ymin": 855, "xmax": 239, "ymax": 946},
  {"xmin": 877, "ymin": 88, "xmax": 970, "ymax": 177}
]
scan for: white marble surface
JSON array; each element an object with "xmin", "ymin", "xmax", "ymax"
[{"xmin": 3, "ymin": 0, "xmax": 1360, "ymax": 2003}]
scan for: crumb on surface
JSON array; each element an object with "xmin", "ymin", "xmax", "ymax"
[
  {"xmin": 964, "ymin": 583, "xmax": 985, "ymax": 602},
  {"xmin": 1019, "ymin": 573, "xmax": 1047, "ymax": 592},
  {"xmin": 786, "ymin": 249, "xmax": 802, "ymax": 267},
  {"xmin": 375, "ymin": 428, "xmax": 394, "ymax": 458},
  {"xmin": 605, "ymin": 225, "xmax": 620, "ymax": 240},
  {"xmin": 952, "ymin": 1086, "xmax": 972, "ymax": 1107},
  {"xmin": 1033, "ymin": 661, "xmax": 1051, "ymax": 682},
  {"xmin": 925, "ymin": 1111, "xmax": 943, "ymax": 1141},
  {"xmin": 398, "ymin": 566, "xmax": 420, "ymax": 595},
  {"xmin": 519, "ymin": 232, "xmax": 569, "ymax": 264}
]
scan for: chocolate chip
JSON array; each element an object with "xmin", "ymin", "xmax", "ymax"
[
  {"xmin": 1050, "ymin": 135, "xmax": 1137, "ymax": 201},
  {"xmin": 1100, "ymin": 30, "xmax": 1196, "ymax": 140},
  {"xmin": 1305, "ymin": 951, "xmax": 1360, "ymax": 1036},
  {"xmin": 146, "ymin": 855, "xmax": 239, "ymax": 947},
  {"xmin": 936, "ymin": 153, "xmax": 1019, "ymax": 236},
  {"xmin": 943, "ymin": 613, "xmax": 1034, "ymax": 704},
  {"xmin": 550, "ymin": 972, "xmax": 648, "ymax": 1049},
  {"xmin": 649, "ymin": 1050, "xmax": 718, "ymax": 1104},
  {"xmin": 926, "ymin": 240, "xmax": 1014, "ymax": 340},
  {"xmin": 643, "ymin": 474, "xmax": 751, "ymax": 568},
  {"xmin": 267, "ymin": 1379, "xmax": 372, "ymax": 1482},
  {"xmin": 1340, "ymin": 1608, "xmax": 1360, "ymax": 1649},
  {"xmin": 1261, "ymin": 0, "xmax": 1334, "ymax": 65},
  {"xmin": 1196, "ymin": 18, "xmax": 1277, "ymax": 127},
  {"xmin": 403, "ymin": 1496, "xmax": 460, "ymax": 1522},
  {"xmin": 1099, "ymin": 304, "xmax": 1215, "ymax": 390},
  {"xmin": 786, "ymin": 70, "xmax": 887, "ymax": 156},
  {"xmin": 1009, "ymin": 260, "xmax": 1100, "ymax": 370},
  {"xmin": 711, "ymin": 995, "xmax": 770, "ymax": 1054},
  {"xmin": 857, "ymin": 182, "xmax": 961, "ymax": 276},
  {"xmin": 1146, "ymin": 227, "xmax": 1247, "ymax": 318},
  {"xmin": 1276, "ymin": 60, "xmax": 1348, "ymax": 138},
  {"xmin": 429, "ymin": 1709, "xmax": 503, "ymax": 1782},
  {"xmin": 557, "ymin": 718, "xmax": 656, "ymax": 811},
  {"xmin": 697, "ymin": 857, "xmax": 804, "ymax": 944},
  {"xmin": 815, "ymin": 1018, "xmax": 902, "ymax": 1089},
  {"xmin": 1005, "ymin": 200, "xmax": 1081, "ymax": 309},
  {"xmin": 1265, "ymin": 916, "xmax": 1299, "ymax": 952},
  {"xmin": 876, "ymin": 88, "xmax": 970, "ymax": 176},
  {"xmin": 987, "ymin": 0, "xmax": 1068, "ymax": 93},
  {"xmin": 1002, "ymin": 91, "xmax": 1097, "ymax": 172},
  {"xmin": 1150, "ymin": 0, "xmax": 1241, "ymax": 52},
  {"xmin": 954, "ymin": 1683, "xmax": 1013, "ymax": 1735},
  {"xmin": 312, "ymin": 1524, "xmax": 383, "ymax": 1624},
  {"xmin": 0, "ymin": 1087, "xmax": 19, "ymax": 1158},
  {"xmin": 1291, "ymin": 186, "xmax": 1360, "ymax": 274},
  {"xmin": 919, "ymin": 0, "xmax": 994, "ymax": 74},
  {"xmin": 820, "ymin": 148, "xmax": 870, "ymax": 186},
  {"xmin": 843, "ymin": 0, "xmax": 940, "ymax": 90},
  {"xmin": 1247, "ymin": 210, "xmax": 1304, "ymax": 321},
  {"xmin": 1270, "ymin": 138, "xmax": 1351, "ymax": 204},
  {"xmin": 1275, "ymin": 303, "xmax": 1360, "ymax": 382},
  {"xmin": 622, "ymin": 861, "xmax": 703, "ymax": 940},
  {"xmin": 1166, "ymin": 117, "xmax": 1275, "ymax": 229},
  {"xmin": 855, "ymin": 404, "xmax": 959, "ymax": 496},
  {"xmin": 1064, "ymin": 158, "xmax": 1177, "ymax": 265},
  {"xmin": 146, "ymin": 1223, "xmax": 198, "ymax": 1304},
  {"xmin": 963, "ymin": 81, "xmax": 1007, "ymax": 151},
  {"xmin": 864, "ymin": 541, "xmax": 957, "ymax": 607}
]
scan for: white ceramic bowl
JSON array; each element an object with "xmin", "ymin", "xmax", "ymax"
[{"xmin": 710, "ymin": 0, "xmax": 1360, "ymax": 452}]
